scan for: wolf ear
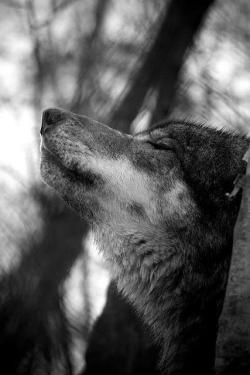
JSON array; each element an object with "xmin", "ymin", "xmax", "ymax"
[{"xmin": 169, "ymin": 135, "xmax": 247, "ymax": 206}]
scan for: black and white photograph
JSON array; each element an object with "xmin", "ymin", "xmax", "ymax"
[{"xmin": 0, "ymin": 0, "xmax": 250, "ymax": 374}]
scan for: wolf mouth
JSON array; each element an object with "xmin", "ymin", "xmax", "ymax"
[
  {"xmin": 41, "ymin": 140, "xmax": 62, "ymax": 166},
  {"xmin": 41, "ymin": 142, "xmax": 99, "ymax": 189}
]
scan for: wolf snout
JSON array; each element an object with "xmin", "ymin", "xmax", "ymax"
[{"xmin": 40, "ymin": 108, "xmax": 67, "ymax": 135}]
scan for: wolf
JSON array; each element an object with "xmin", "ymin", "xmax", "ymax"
[{"xmin": 40, "ymin": 108, "xmax": 249, "ymax": 374}]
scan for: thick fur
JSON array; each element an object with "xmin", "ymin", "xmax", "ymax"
[
  {"xmin": 83, "ymin": 281, "xmax": 160, "ymax": 375},
  {"xmin": 40, "ymin": 108, "xmax": 249, "ymax": 374}
]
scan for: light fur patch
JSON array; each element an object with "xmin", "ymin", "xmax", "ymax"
[
  {"xmin": 163, "ymin": 181, "xmax": 191, "ymax": 216},
  {"xmin": 85, "ymin": 156, "xmax": 158, "ymax": 221},
  {"xmin": 79, "ymin": 156, "xmax": 191, "ymax": 223}
]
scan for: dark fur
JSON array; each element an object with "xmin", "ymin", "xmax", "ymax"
[
  {"xmin": 40, "ymin": 109, "xmax": 249, "ymax": 374},
  {"xmin": 83, "ymin": 282, "xmax": 160, "ymax": 375}
]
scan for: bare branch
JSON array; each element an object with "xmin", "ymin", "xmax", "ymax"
[
  {"xmin": 70, "ymin": 0, "xmax": 110, "ymax": 113},
  {"xmin": 0, "ymin": 0, "xmax": 25, "ymax": 10}
]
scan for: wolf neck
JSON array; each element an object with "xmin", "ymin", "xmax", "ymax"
[{"xmin": 94, "ymin": 217, "xmax": 233, "ymax": 375}]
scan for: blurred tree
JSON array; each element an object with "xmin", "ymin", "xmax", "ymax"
[
  {"xmin": 0, "ymin": 184, "xmax": 88, "ymax": 374},
  {"xmin": 0, "ymin": 0, "xmax": 111, "ymax": 373},
  {"xmin": 70, "ymin": 0, "xmax": 110, "ymax": 113},
  {"xmin": 109, "ymin": 0, "xmax": 215, "ymax": 132}
]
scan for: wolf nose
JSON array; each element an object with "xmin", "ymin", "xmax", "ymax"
[{"xmin": 40, "ymin": 108, "xmax": 65, "ymax": 135}]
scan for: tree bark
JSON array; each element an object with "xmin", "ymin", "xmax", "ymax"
[
  {"xmin": 216, "ymin": 152, "xmax": 250, "ymax": 374},
  {"xmin": 109, "ymin": 0, "xmax": 215, "ymax": 133}
]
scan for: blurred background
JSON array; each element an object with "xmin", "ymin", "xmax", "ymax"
[{"xmin": 0, "ymin": 0, "xmax": 250, "ymax": 374}]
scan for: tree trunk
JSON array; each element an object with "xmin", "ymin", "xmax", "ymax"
[
  {"xmin": 109, "ymin": 0, "xmax": 215, "ymax": 133},
  {"xmin": 216, "ymin": 153, "xmax": 250, "ymax": 374}
]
